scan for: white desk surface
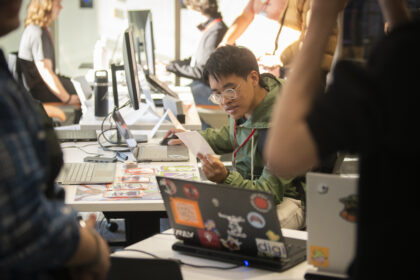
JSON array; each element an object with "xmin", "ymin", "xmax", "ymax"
[
  {"xmin": 61, "ymin": 135, "xmax": 200, "ymax": 212},
  {"xmin": 79, "ymin": 86, "xmax": 202, "ymax": 131},
  {"xmin": 113, "ymin": 229, "xmax": 312, "ymax": 280}
]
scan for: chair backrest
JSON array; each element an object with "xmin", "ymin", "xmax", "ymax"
[
  {"xmin": 7, "ymin": 51, "xmax": 29, "ymax": 91},
  {"xmin": 7, "ymin": 52, "xmax": 20, "ymax": 81}
]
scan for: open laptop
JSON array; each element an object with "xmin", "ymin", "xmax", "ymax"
[
  {"xmin": 156, "ymin": 176, "xmax": 307, "ymax": 271},
  {"xmin": 71, "ymin": 75, "xmax": 94, "ymax": 111},
  {"xmin": 305, "ymin": 172, "xmax": 358, "ymax": 279},
  {"xmin": 146, "ymin": 73, "xmax": 178, "ymax": 99},
  {"xmin": 112, "ymin": 110, "xmax": 189, "ymax": 162},
  {"xmin": 56, "ymin": 162, "xmax": 116, "ymax": 185}
]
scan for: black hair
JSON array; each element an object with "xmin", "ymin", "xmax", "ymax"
[
  {"xmin": 183, "ymin": 0, "xmax": 221, "ymax": 19},
  {"xmin": 203, "ymin": 45, "xmax": 265, "ymax": 87}
]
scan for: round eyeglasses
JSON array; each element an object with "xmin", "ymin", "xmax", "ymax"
[{"xmin": 208, "ymin": 82, "xmax": 242, "ymax": 105}]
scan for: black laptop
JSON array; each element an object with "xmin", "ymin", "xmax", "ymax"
[{"xmin": 156, "ymin": 176, "xmax": 307, "ymax": 271}]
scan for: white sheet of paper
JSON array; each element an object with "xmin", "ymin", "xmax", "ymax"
[{"xmin": 175, "ymin": 131, "xmax": 217, "ymax": 157}]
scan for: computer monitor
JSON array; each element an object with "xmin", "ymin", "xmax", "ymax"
[
  {"xmin": 128, "ymin": 10, "xmax": 156, "ymax": 76},
  {"xmin": 122, "ymin": 25, "xmax": 141, "ymax": 110}
]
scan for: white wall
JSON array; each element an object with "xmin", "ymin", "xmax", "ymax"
[{"xmin": 0, "ymin": 0, "xmax": 269, "ymax": 78}]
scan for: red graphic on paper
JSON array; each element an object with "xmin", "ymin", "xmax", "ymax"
[
  {"xmin": 183, "ymin": 184, "xmax": 199, "ymax": 200},
  {"xmin": 125, "ymin": 167, "xmax": 155, "ymax": 175}
]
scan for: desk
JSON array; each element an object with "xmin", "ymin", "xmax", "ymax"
[
  {"xmin": 113, "ymin": 229, "xmax": 312, "ymax": 280},
  {"xmin": 61, "ymin": 134, "xmax": 201, "ymax": 245},
  {"xmin": 78, "ymin": 86, "xmax": 202, "ymax": 131}
]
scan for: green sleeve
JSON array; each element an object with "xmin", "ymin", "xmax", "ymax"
[
  {"xmin": 199, "ymin": 125, "xmax": 234, "ymax": 155},
  {"xmin": 223, "ymin": 167, "xmax": 299, "ymax": 205}
]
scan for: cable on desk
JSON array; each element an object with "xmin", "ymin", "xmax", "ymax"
[
  {"xmin": 157, "ymin": 232, "xmax": 175, "ymax": 236},
  {"xmin": 100, "ymin": 101, "xmax": 130, "ymax": 145},
  {"xmin": 119, "ymin": 248, "xmax": 241, "ymax": 270},
  {"xmin": 61, "ymin": 143, "xmax": 104, "ymax": 156},
  {"xmin": 97, "ymin": 128, "xmax": 130, "ymax": 153},
  {"xmin": 120, "ymin": 248, "xmax": 160, "ymax": 259},
  {"xmin": 96, "ymin": 102, "xmax": 132, "ymax": 153}
]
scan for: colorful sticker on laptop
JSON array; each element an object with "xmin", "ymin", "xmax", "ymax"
[
  {"xmin": 170, "ymin": 197, "xmax": 204, "ymax": 228},
  {"xmin": 159, "ymin": 178, "xmax": 177, "ymax": 195},
  {"xmin": 183, "ymin": 184, "xmax": 199, "ymax": 200},
  {"xmin": 265, "ymin": 230, "xmax": 280, "ymax": 241},
  {"xmin": 218, "ymin": 212, "xmax": 247, "ymax": 238},
  {"xmin": 197, "ymin": 229, "xmax": 221, "ymax": 249},
  {"xmin": 174, "ymin": 229, "xmax": 194, "ymax": 239},
  {"xmin": 255, "ymin": 238, "xmax": 287, "ymax": 258},
  {"xmin": 309, "ymin": 246, "xmax": 329, "ymax": 267},
  {"xmin": 125, "ymin": 167, "xmax": 155, "ymax": 175},
  {"xmin": 339, "ymin": 194, "xmax": 358, "ymax": 223},
  {"xmin": 204, "ymin": 219, "xmax": 220, "ymax": 235},
  {"xmin": 250, "ymin": 193, "xmax": 272, "ymax": 213},
  {"xmin": 220, "ymin": 235, "xmax": 242, "ymax": 251},
  {"xmin": 247, "ymin": 211, "xmax": 266, "ymax": 229}
]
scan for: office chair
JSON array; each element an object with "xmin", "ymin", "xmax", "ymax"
[{"xmin": 7, "ymin": 52, "xmax": 67, "ymax": 125}]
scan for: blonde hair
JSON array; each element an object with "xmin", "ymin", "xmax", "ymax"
[{"xmin": 24, "ymin": 0, "xmax": 54, "ymax": 28}]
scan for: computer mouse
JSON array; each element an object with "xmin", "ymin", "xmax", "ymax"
[{"xmin": 160, "ymin": 134, "xmax": 178, "ymax": 146}]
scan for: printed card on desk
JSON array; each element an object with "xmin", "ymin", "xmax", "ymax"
[{"xmin": 175, "ymin": 131, "xmax": 220, "ymax": 158}]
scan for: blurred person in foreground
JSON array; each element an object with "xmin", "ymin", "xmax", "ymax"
[
  {"xmin": 0, "ymin": 0, "xmax": 110, "ymax": 279},
  {"xmin": 265, "ymin": 0, "xmax": 419, "ymax": 278}
]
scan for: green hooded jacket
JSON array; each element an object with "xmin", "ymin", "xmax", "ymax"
[{"xmin": 199, "ymin": 74, "xmax": 304, "ymax": 205}]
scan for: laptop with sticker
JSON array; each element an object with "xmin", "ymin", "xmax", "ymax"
[
  {"xmin": 305, "ymin": 172, "xmax": 358, "ymax": 279},
  {"xmin": 156, "ymin": 176, "xmax": 306, "ymax": 271}
]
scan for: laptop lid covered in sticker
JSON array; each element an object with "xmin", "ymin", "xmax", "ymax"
[{"xmin": 156, "ymin": 176, "xmax": 306, "ymax": 271}]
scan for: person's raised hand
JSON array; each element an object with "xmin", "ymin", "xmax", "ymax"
[
  {"xmin": 197, "ymin": 153, "xmax": 229, "ymax": 183},
  {"xmin": 164, "ymin": 128, "xmax": 185, "ymax": 145}
]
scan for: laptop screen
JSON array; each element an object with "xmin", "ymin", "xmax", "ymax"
[
  {"xmin": 156, "ymin": 176, "xmax": 289, "ymax": 259},
  {"xmin": 112, "ymin": 110, "xmax": 138, "ymax": 155}
]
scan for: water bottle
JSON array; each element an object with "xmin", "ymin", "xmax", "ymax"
[{"xmin": 94, "ymin": 70, "xmax": 109, "ymax": 117}]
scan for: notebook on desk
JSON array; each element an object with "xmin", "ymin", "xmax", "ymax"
[
  {"xmin": 305, "ymin": 172, "xmax": 358, "ymax": 279},
  {"xmin": 156, "ymin": 176, "xmax": 307, "ymax": 271},
  {"xmin": 112, "ymin": 110, "xmax": 189, "ymax": 162}
]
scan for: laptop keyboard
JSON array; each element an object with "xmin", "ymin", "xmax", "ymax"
[{"xmin": 61, "ymin": 163, "xmax": 95, "ymax": 183}]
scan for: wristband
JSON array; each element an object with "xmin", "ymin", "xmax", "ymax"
[{"xmin": 64, "ymin": 94, "xmax": 72, "ymax": 104}]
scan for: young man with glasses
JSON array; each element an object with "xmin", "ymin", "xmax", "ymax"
[{"xmin": 165, "ymin": 45, "xmax": 305, "ymax": 229}]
